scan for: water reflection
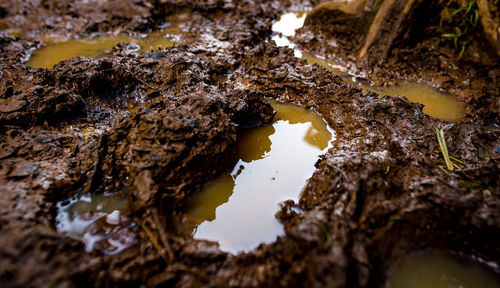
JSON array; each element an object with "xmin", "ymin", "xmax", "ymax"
[
  {"xmin": 185, "ymin": 101, "xmax": 335, "ymax": 254},
  {"xmin": 56, "ymin": 192, "xmax": 137, "ymax": 254},
  {"xmin": 271, "ymin": 12, "xmax": 306, "ymax": 58}
]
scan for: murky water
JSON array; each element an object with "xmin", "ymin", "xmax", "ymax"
[
  {"xmin": 56, "ymin": 192, "xmax": 137, "ymax": 254},
  {"xmin": 386, "ymin": 251, "xmax": 500, "ymax": 288},
  {"xmin": 185, "ymin": 102, "xmax": 335, "ymax": 254},
  {"xmin": 378, "ymin": 82, "xmax": 465, "ymax": 122},
  {"xmin": 28, "ymin": 28, "xmax": 181, "ymax": 68},
  {"xmin": 302, "ymin": 53, "xmax": 465, "ymax": 122}
]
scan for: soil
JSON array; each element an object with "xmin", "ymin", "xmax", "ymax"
[{"xmin": 0, "ymin": 0, "xmax": 499, "ymax": 287}]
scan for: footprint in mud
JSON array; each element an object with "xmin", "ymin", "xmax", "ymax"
[
  {"xmin": 185, "ymin": 102, "xmax": 336, "ymax": 254},
  {"xmin": 56, "ymin": 192, "xmax": 137, "ymax": 254}
]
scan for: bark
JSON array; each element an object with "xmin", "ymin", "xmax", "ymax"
[{"xmin": 477, "ymin": 0, "xmax": 500, "ymax": 57}]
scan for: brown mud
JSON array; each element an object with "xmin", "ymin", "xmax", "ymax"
[
  {"xmin": 295, "ymin": 0, "xmax": 500, "ymax": 122},
  {"xmin": 0, "ymin": 0, "xmax": 499, "ymax": 287}
]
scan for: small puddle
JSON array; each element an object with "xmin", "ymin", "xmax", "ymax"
[
  {"xmin": 301, "ymin": 53, "xmax": 465, "ymax": 122},
  {"xmin": 185, "ymin": 101, "xmax": 335, "ymax": 254},
  {"xmin": 386, "ymin": 251, "xmax": 500, "ymax": 288},
  {"xmin": 28, "ymin": 27, "xmax": 181, "ymax": 69},
  {"xmin": 376, "ymin": 82, "xmax": 465, "ymax": 122},
  {"xmin": 56, "ymin": 192, "xmax": 137, "ymax": 254}
]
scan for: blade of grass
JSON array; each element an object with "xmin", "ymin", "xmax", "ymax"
[
  {"xmin": 458, "ymin": 43, "xmax": 466, "ymax": 59},
  {"xmin": 434, "ymin": 127, "xmax": 454, "ymax": 171},
  {"xmin": 308, "ymin": 218, "xmax": 332, "ymax": 243},
  {"xmin": 438, "ymin": 165, "xmax": 450, "ymax": 175},
  {"xmin": 449, "ymin": 7, "xmax": 466, "ymax": 22},
  {"xmin": 466, "ymin": 0, "xmax": 475, "ymax": 13},
  {"xmin": 449, "ymin": 156, "xmax": 465, "ymax": 165}
]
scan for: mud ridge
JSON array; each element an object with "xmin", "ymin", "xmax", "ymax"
[{"xmin": 0, "ymin": 0, "xmax": 499, "ymax": 287}]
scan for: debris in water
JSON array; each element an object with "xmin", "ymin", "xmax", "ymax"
[{"xmin": 55, "ymin": 192, "xmax": 137, "ymax": 255}]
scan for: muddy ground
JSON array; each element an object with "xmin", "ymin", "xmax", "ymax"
[{"xmin": 0, "ymin": 0, "xmax": 499, "ymax": 287}]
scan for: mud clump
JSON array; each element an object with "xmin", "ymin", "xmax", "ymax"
[{"xmin": 0, "ymin": 0, "xmax": 499, "ymax": 287}]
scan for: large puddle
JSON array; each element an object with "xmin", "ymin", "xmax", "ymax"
[
  {"xmin": 28, "ymin": 27, "xmax": 181, "ymax": 69},
  {"xmin": 386, "ymin": 251, "xmax": 500, "ymax": 288},
  {"xmin": 184, "ymin": 102, "xmax": 335, "ymax": 254},
  {"xmin": 271, "ymin": 12, "xmax": 465, "ymax": 122},
  {"xmin": 56, "ymin": 192, "xmax": 137, "ymax": 254}
]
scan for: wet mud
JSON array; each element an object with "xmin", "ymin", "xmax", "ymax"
[
  {"xmin": 0, "ymin": 0, "xmax": 499, "ymax": 287},
  {"xmin": 294, "ymin": 0, "xmax": 500, "ymax": 123}
]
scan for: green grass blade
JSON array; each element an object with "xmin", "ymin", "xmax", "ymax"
[
  {"xmin": 449, "ymin": 156, "xmax": 465, "ymax": 165},
  {"xmin": 434, "ymin": 127, "xmax": 454, "ymax": 171},
  {"xmin": 309, "ymin": 218, "xmax": 332, "ymax": 243}
]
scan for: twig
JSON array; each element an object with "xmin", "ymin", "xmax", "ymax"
[
  {"xmin": 139, "ymin": 221, "xmax": 169, "ymax": 263},
  {"xmin": 151, "ymin": 210, "xmax": 175, "ymax": 260}
]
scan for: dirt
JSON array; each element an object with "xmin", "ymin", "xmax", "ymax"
[{"xmin": 0, "ymin": 0, "xmax": 499, "ymax": 287}]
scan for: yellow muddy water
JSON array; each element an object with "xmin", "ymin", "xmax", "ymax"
[
  {"xmin": 184, "ymin": 102, "xmax": 335, "ymax": 254},
  {"xmin": 386, "ymin": 252, "xmax": 500, "ymax": 288},
  {"xmin": 302, "ymin": 53, "xmax": 465, "ymax": 122},
  {"xmin": 380, "ymin": 82, "xmax": 465, "ymax": 122},
  {"xmin": 28, "ymin": 28, "xmax": 181, "ymax": 68}
]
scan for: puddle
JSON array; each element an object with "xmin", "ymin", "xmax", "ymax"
[
  {"xmin": 377, "ymin": 82, "xmax": 465, "ymax": 122},
  {"xmin": 271, "ymin": 12, "xmax": 306, "ymax": 58},
  {"xmin": 185, "ymin": 101, "xmax": 335, "ymax": 254},
  {"xmin": 55, "ymin": 192, "xmax": 137, "ymax": 254},
  {"xmin": 386, "ymin": 251, "xmax": 500, "ymax": 288},
  {"xmin": 269, "ymin": 11, "xmax": 465, "ymax": 122},
  {"xmin": 302, "ymin": 53, "xmax": 465, "ymax": 122},
  {"xmin": 28, "ymin": 27, "xmax": 181, "ymax": 69}
]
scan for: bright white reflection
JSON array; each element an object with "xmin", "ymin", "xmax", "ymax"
[
  {"xmin": 186, "ymin": 103, "xmax": 335, "ymax": 254},
  {"xmin": 271, "ymin": 12, "xmax": 306, "ymax": 58}
]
